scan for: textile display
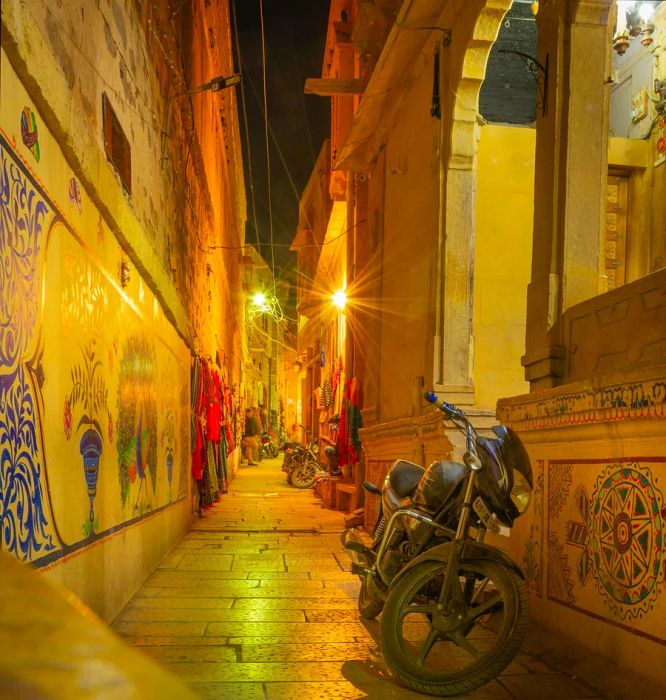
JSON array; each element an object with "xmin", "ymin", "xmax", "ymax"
[{"xmin": 190, "ymin": 356, "xmax": 235, "ymax": 511}]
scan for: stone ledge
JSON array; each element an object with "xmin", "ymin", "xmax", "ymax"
[
  {"xmin": 0, "ymin": 552, "xmax": 197, "ymax": 699},
  {"xmin": 497, "ymin": 364, "xmax": 666, "ymax": 431}
]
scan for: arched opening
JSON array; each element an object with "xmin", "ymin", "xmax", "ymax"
[
  {"xmin": 474, "ymin": 1, "xmax": 539, "ymax": 407},
  {"xmin": 441, "ymin": 0, "xmax": 537, "ymax": 409}
]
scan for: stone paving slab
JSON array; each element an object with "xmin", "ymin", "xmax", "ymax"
[
  {"xmin": 113, "ymin": 621, "xmax": 207, "ymax": 636},
  {"xmin": 140, "ymin": 645, "xmax": 238, "ymax": 663},
  {"xmin": 137, "ymin": 586, "xmax": 354, "ymax": 599},
  {"xmin": 160, "ymin": 661, "xmax": 357, "ymax": 682},
  {"xmin": 204, "ymin": 621, "xmax": 372, "ymax": 638},
  {"xmin": 147, "ymin": 570, "xmax": 255, "ymax": 582},
  {"xmin": 175, "ymin": 553, "xmax": 235, "ymax": 571},
  {"xmin": 499, "ymin": 673, "xmax": 598, "ymax": 699},
  {"xmin": 129, "ymin": 597, "xmax": 236, "ymax": 610},
  {"xmin": 231, "ymin": 597, "xmax": 359, "ymax": 610},
  {"xmin": 143, "ymin": 576, "xmax": 261, "ymax": 591},
  {"xmin": 226, "ymin": 635, "xmax": 371, "ymax": 645},
  {"xmin": 262, "ymin": 680, "xmax": 515, "ymax": 700},
  {"xmin": 117, "ymin": 607, "xmax": 307, "ymax": 622},
  {"xmin": 240, "ymin": 643, "xmax": 375, "ymax": 663},
  {"xmin": 188, "ymin": 682, "xmax": 265, "ymax": 699},
  {"xmin": 125, "ymin": 636, "xmax": 230, "ymax": 646}
]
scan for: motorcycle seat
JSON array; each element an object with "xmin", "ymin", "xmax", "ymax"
[{"xmin": 389, "ymin": 460, "xmax": 425, "ymax": 498}]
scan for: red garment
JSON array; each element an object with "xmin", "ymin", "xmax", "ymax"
[{"xmin": 204, "ymin": 366, "xmax": 222, "ymax": 442}]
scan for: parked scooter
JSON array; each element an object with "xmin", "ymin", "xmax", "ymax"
[
  {"xmin": 258, "ymin": 431, "xmax": 278, "ymax": 460},
  {"xmin": 341, "ymin": 391, "xmax": 533, "ymax": 697},
  {"xmin": 288, "ymin": 437, "xmax": 327, "ymax": 489}
]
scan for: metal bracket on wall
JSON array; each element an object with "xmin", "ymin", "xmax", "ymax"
[{"xmin": 499, "ymin": 50, "xmax": 549, "ymax": 117}]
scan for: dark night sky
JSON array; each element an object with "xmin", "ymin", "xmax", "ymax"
[{"xmin": 233, "ymin": 0, "xmax": 330, "ymax": 281}]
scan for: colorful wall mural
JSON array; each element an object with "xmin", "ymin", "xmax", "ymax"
[
  {"xmin": 0, "ymin": 60, "xmax": 191, "ymax": 569},
  {"xmin": 515, "ymin": 453, "xmax": 666, "ymax": 647}
]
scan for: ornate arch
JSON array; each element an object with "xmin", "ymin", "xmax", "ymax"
[
  {"xmin": 435, "ymin": 0, "xmax": 513, "ymax": 393},
  {"xmin": 449, "ymin": 0, "xmax": 513, "ymax": 170}
]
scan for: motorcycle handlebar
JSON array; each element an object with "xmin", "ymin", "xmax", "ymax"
[{"xmin": 423, "ymin": 391, "xmax": 465, "ymax": 422}]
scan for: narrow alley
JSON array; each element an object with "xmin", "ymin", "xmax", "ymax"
[{"xmin": 112, "ymin": 458, "xmax": 650, "ymax": 700}]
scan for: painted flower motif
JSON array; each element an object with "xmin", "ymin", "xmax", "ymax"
[
  {"xmin": 659, "ymin": 117, "xmax": 666, "ymax": 130},
  {"xmin": 657, "ymin": 136, "xmax": 666, "ymax": 155},
  {"xmin": 128, "ymin": 463, "xmax": 137, "ymax": 484},
  {"xmin": 63, "ymin": 397, "xmax": 73, "ymax": 440},
  {"xmin": 108, "ymin": 413, "xmax": 114, "ymax": 442}
]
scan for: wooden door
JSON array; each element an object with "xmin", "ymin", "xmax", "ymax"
[{"xmin": 605, "ymin": 175, "xmax": 628, "ymax": 290}]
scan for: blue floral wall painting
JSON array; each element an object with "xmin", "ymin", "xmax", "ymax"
[{"xmin": 63, "ymin": 338, "xmax": 111, "ymax": 537}]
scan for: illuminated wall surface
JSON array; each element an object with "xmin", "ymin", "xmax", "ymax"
[{"xmin": 1, "ymin": 55, "xmax": 191, "ymax": 573}]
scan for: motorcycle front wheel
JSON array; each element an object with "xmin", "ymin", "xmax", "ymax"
[
  {"xmin": 269, "ymin": 444, "xmax": 278, "ymax": 458},
  {"xmin": 291, "ymin": 461, "xmax": 321, "ymax": 489},
  {"xmin": 380, "ymin": 558, "xmax": 527, "ymax": 697}
]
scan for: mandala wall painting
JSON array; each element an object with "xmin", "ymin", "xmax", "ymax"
[
  {"xmin": 548, "ymin": 458, "xmax": 666, "ymax": 643},
  {"xmin": 590, "ymin": 464, "xmax": 664, "ymax": 619}
]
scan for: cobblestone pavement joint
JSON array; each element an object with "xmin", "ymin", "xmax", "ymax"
[{"xmin": 114, "ymin": 457, "xmax": 660, "ymax": 699}]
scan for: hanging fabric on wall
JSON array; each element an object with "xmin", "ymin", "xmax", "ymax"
[{"xmin": 338, "ymin": 376, "xmax": 362, "ymax": 467}]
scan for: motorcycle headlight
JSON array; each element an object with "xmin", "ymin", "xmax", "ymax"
[{"xmin": 510, "ymin": 470, "xmax": 532, "ymax": 514}]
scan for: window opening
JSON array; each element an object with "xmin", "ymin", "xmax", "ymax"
[{"xmin": 102, "ymin": 93, "xmax": 132, "ymax": 194}]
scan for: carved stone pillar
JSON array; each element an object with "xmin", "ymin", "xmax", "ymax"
[{"xmin": 523, "ymin": 0, "xmax": 612, "ymax": 389}]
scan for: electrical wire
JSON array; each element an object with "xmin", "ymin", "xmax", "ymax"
[
  {"xmin": 199, "ymin": 218, "xmax": 367, "ymax": 252},
  {"xmin": 239, "ymin": 53, "xmax": 314, "ymax": 232},
  {"xmin": 231, "ymin": 0, "xmax": 262, "ymax": 248},
  {"xmin": 259, "ymin": 0, "xmax": 277, "ymax": 291}
]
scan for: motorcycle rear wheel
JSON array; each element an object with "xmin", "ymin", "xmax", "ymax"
[
  {"xmin": 269, "ymin": 444, "xmax": 278, "ymax": 458},
  {"xmin": 358, "ymin": 577, "xmax": 384, "ymax": 620},
  {"xmin": 291, "ymin": 461, "xmax": 320, "ymax": 489},
  {"xmin": 380, "ymin": 558, "xmax": 527, "ymax": 696}
]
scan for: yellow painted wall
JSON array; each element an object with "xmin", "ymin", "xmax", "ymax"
[
  {"xmin": 377, "ymin": 67, "xmax": 439, "ymax": 422},
  {"xmin": 1, "ymin": 51, "xmax": 192, "ymax": 619},
  {"xmin": 473, "ymin": 125, "xmax": 534, "ymax": 408}
]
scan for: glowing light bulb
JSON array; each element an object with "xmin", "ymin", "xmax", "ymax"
[
  {"xmin": 639, "ymin": 2, "xmax": 654, "ymax": 23},
  {"xmin": 332, "ymin": 289, "xmax": 347, "ymax": 310},
  {"xmin": 253, "ymin": 292, "xmax": 266, "ymax": 307}
]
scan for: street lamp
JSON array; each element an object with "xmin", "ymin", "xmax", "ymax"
[
  {"xmin": 161, "ymin": 73, "xmax": 242, "ymax": 166},
  {"xmin": 332, "ymin": 289, "xmax": 347, "ymax": 310}
]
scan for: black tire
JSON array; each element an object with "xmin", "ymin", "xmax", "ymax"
[
  {"xmin": 380, "ymin": 558, "xmax": 527, "ymax": 697},
  {"xmin": 286, "ymin": 470, "xmax": 293, "ymax": 485},
  {"xmin": 358, "ymin": 577, "xmax": 384, "ymax": 620},
  {"xmin": 269, "ymin": 444, "xmax": 278, "ymax": 458},
  {"xmin": 291, "ymin": 461, "xmax": 320, "ymax": 489}
]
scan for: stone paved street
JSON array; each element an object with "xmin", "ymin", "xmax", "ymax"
[{"xmin": 114, "ymin": 458, "xmax": 658, "ymax": 699}]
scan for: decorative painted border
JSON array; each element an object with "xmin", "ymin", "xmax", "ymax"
[{"xmin": 497, "ymin": 375, "xmax": 666, "ymax": 431}]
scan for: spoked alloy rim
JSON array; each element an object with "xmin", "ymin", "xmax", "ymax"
[
  {"xmin": 384, "ymin": 560, "xmax": 518, "ymax": 683},
  {"xmin": 291, "ymin": 461, "xmax": 320, "ymax": 488}
]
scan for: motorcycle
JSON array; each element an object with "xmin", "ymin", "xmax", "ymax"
[
  {"xmin": 282, "ymin": 435, "xmax": 327, "ymax": 488},
  {"xmin": 341, "ymin": 391, "xmax": 533, "ymax": 697},
  {"xmin": 258, "ymin": 431, "xmax": 278, "ymax": 460}
]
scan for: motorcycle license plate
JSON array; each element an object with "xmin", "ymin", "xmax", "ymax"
[{"xmin": 473, "ymin": 496, "xmax": 501, "ymax": 535}]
